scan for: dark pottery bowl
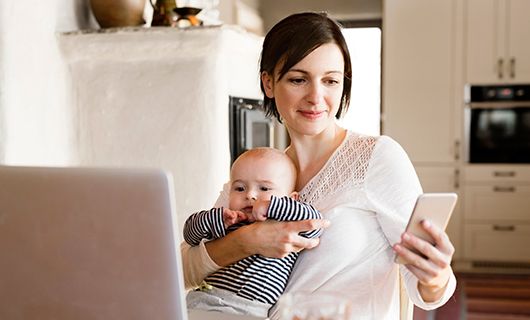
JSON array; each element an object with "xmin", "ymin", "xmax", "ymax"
[{"xmin": 173, "ymin": 6, "xmax": 202, "ymax": 17}]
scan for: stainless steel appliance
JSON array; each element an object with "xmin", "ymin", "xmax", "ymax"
[
  {"xmin": 465, "ymin": 84, "xmax": 530, "ymax": 163},
  {"xmin": 229, "ymin": 96, "xmax": 274, "ymax": 164}
]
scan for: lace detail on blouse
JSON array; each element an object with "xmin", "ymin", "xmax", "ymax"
[{"xmin": 299, "ymin": 132, "xmax": 377, "ymax": 207}]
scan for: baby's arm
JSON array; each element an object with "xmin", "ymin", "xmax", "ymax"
[
  {"xmin": 265, "ymin": 196, "xmax": 323, "ymax": 239},
  {"xmin": 183, "ymin": 208, "xmax": 227, "ymax": 246}
]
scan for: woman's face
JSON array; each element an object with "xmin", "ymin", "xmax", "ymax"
[{"xmin": 262, "ymin": 43, "xmax": 345, "ymax": 136}]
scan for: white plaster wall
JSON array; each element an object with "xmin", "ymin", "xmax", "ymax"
[
  {"xmin": 0, "ymin": 0, "xmax": 97, "ymax": 165},
  {"xmin": 0, "ymin": 0, "xmax": 263, "ymax": 229},
  {"xmin": 58, "ymin": 26, "xmax": 263, "ymax": 230},
  {"xmin": 0, "ymin": 2, "xmax": 6, "ymax": 162}
]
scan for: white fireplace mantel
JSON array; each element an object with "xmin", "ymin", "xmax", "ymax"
[{"xmin": 58, "ymin": 25, "xmax": 263, "ymax": 231}]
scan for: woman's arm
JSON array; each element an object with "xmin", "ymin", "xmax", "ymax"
[
  {"xmin": 393, "ymin": 219, "xmax": 456, "ymax": 302},
  {"xmin": 206, "ymin": 218, "xmax": 328, "ymax": 266},
  {"xmin": 365, "ymin": 136, "xmax": 456, "ymax": 308},
  {"xmin": 180, "ymin": 183, "xmax": 328, "ymax": 288}
]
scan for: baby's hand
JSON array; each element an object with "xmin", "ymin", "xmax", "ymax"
[
  {"xmin": 252, "ymin": 199, "xmax": 270, "ymax": 222},
  {"xmin": 223, "ymin": 208, "xmax": 249, "ymax": 228}
]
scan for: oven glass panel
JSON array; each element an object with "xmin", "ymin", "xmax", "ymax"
[
  {"xmin": 469, "ymin": 107, "xmax": 530, "ymax": 163},
  {"xmin": 229, "ymin": 96, "xmax": 270, "ymax": 164},
  {"xmin": 252, "ymin": 122, "xmax": 270, "ymax": 148}
]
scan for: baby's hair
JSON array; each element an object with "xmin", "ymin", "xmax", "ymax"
[{"xmin": 232, "ymin": 147, "xmax": 298, "ymax": 190}]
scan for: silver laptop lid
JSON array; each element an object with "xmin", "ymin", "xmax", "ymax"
[{"xmin": 0, "ymin": 166, "xmax": 188, "ymax": 320}]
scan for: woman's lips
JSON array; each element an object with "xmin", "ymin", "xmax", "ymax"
[{"xmin": 298, "ymin": 110, "xmax": 325, "ymax": 120}]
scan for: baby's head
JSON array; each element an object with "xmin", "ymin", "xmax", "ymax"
[{"xmin": 229, "ymin": 147, "xmax": 298, "ymax": 213}]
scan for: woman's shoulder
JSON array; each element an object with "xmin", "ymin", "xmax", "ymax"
[
  {"xmin": 372, "ymin": 134, "xmax": 410, "ymax": 161},
  {"xmin": 343, "ymin": 131, "xmax": 406, "ymax": 155},
  {"xmin": 341, "ymin": 132, "xmax": 412, "ymax": 171},
  {"xmin": 341, "ymin": 131, "xmax": 378, "ymax": 153},
  {"xmin": 345, "ymin": 131, "xmax": 398, "ymax": 146}
]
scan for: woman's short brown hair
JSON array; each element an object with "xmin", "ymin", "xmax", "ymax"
[{"xmin": 259, "ymin": 12, "xmax": 352, "ymax": 121}]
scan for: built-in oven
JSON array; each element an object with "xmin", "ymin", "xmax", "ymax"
[
  {"xmin": 229, "ymin": 96, "xmax": 274, "ymax": 164},
  {"xmin": 465, "ymin": 84, "xmax": 530, "ymax": 163}
]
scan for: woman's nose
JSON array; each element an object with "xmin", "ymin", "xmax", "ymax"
[{"xmin": 306, "ymin": 82, "xmax": 324, "ymax": 105}]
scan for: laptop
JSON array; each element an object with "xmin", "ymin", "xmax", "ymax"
[{"xmin": 0, "ymin": 165, "xmax": 189, "ymax": 320}]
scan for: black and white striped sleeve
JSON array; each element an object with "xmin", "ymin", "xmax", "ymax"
[
  {"xmin": 266, "ymin": 196, "xmax": 323, "ymax": 239},
  {"xmin": 183, "ymin": 208, "xmax": 226, "ymax": 246}
]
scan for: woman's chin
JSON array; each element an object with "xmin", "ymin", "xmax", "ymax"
[{"xmin": 289, "ymin": 121, "xmax": 336, "ymax": 137}]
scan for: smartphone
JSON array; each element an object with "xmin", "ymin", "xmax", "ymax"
[{"xmin": 395, "ymin": 193, "xmax": 458, "ymax": 264}]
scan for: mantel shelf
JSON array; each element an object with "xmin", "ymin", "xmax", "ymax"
[
  {"xmin": 59, "ymin": 24, "xmax": 226, "ymax": 37},
  {"xmin": 57, "ymin": 24, "xmax": 262, "ymax": 62}
]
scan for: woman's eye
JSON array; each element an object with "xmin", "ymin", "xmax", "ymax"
[
  {"xmin": 325, "ymin": 79, "xmax": 341, "ymax": 86},
  {"xmin": 289, "ymin": 78, "xmax": 306, "ymax": 85}
]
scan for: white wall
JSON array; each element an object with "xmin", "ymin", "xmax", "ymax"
[
  {"xmin": 0, "ymin": 0, "xmax": 97, "ymax": 165},
  {"xmin": 0, "ymin": 0, "xmax": 264, "ymax": 231},
  {"xmin": 259, "ymin": 0, "xmax": 382, "ymax": 31},
  {"xmin": 58, "ymin": 26, "xmax": 262, "ymax": 230}
]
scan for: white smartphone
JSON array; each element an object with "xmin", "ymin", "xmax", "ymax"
[{"xmin": 395, "ymin": 193, "xmax": 458, "ymax": 264}]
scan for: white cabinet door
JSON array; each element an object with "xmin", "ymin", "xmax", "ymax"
[
  {"xmin": 464, "ymin": 223, "xmax": 530, "ymax": 262},
  {"xmin": 507, "ymin": 0, "xmax": 530, "ymax": 82},
  {"xmin": 466, "ymin": 0, "xmax": 530, "ymax": 83},
  {"xmin": 464, "ymin": 185, "xmax": 530, "ymax": 221},
  {"xmin": 383, "ymin": 0, "xmax": 458, "ymax": 163},
  {"xmin": 465, "ymin": 0, "xmax": 502, "ymax": 83},
  {"xmin": 415, "ymin": 166, "xmax": 462, "ymax": 259}
]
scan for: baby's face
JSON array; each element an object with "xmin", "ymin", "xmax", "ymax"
[{"xmin": 228, "ymin": 155, "xmax": 295, "ymax": 214}]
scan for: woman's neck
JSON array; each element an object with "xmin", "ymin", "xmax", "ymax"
[{"xmin": 286, "ymin": 124, "xmax": 347, "ymax": 191}]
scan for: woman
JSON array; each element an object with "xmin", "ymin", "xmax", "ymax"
[{"xmin": 181, "ymin": 12, "xmax": 456, "ymax": 319}]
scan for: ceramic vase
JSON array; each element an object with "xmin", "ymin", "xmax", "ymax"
[{"xmin": 89, "ymin": 0, "xmax": 146, "ymax": 28}]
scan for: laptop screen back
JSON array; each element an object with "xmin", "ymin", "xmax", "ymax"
[{"xmin": 0, "ymin": 166, "xmax": 188, "ymax": 320}]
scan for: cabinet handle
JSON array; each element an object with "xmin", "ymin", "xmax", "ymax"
[
  {"xmin": 510, "ymin": 57, "xmax": 516, "ymax": 78},
  {"xmin": 493, "ymin": 171, "xmax": 515, "ymax": 177},
  {"xmin": 493, "ymin": 225, "xmax": 515, "ymax": 232},
  {"xmin": 493, "ymin": 186, "xmax": 515, "ymax": 192},
  {"xmin": 497, "ymin": 58, "xmax": 504, "ymax": 79},
  {"xmin": 454, "ymin": 168, "xmax": 460, "ymax": 189},
  {"xmin": 454, "ymin": 140, "xmax": 460, "ymax": 160}
]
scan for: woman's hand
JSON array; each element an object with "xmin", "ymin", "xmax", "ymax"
[
  {"xmin": 206, "ymin": 218, "xmax": 330, "ymax": 266},
  {"xmin": 393, "ymin": 220, "xmax": 455, "ymax": 302},
  {"xmin": 243, "ymin": 219, "xmax": 330, "ymax": 258}
]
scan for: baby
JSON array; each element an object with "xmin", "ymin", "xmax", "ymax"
[{"xmin": 183, "ymin": 147, "xmax": 322, "ymax": 318}]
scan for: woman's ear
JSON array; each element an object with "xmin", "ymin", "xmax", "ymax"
[{"xmin": 261, "ymin": 71, "xmax": 274, "ymax": 98}]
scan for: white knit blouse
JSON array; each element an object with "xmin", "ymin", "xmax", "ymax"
[{"xmin": 181, "ymin": 131, "xmax": 457, "ymax": 319}]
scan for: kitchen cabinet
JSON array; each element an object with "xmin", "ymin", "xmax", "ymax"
[
  {"xmin": 382, "ymin": 0, "xmax": 463, "ymax": 164},
  {"xmin": 383, "ymin": 0, "xmax": 466, "ymax": 262},
  {"xmin": 383, "ymin": 0, "xmax": 530, "ymax": 271},
  {"xmin": 465, "ymin": 0, "xmax": 530, "ymax": 84},
  {"xmin": 415, "ymin": 166, "xmax": 462, "ymax": 259},
  {"xmin": 464, "ymin": 224, "xmax": 530, "ymax": 262},
  {"xmin": 463, "ymin": 165, "xmax": 530, "ymax": 263}
]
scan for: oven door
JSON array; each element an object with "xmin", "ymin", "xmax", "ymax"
[
  {"xmin": 241, "ymin": 108, "xmax": 273, "ymax": 151},
  {"xmin": 229, "ymin": 96, "xmax": 272, "ymax": 164},
  {"xmin": 469, "ymin": 105, "xmax": 530, "ymax": 163}
]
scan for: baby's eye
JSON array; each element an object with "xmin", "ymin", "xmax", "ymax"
[
  {"xmin": 234, "ymin": 186, "xmax": 245, "ymax": 192},
  {"xmin": 260, "ymin": 186, "xmax": 272, "ymax": 191}
]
